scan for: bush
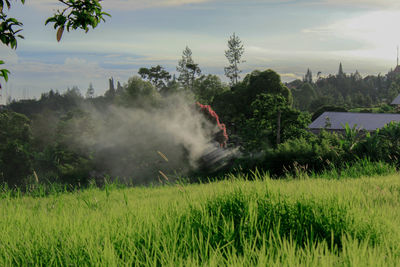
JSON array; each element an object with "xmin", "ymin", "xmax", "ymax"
[{"xmin": 263, "ymin": 132, "xmax": 344, "ymax": 176}]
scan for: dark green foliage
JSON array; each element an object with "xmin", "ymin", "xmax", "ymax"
[
  {"xmin": 4, "ymin": 67, "xmax": 400, "ymax": 188},
  {"xmin": 0, "ymin": 0, "xmax": 25, "ymax": 87},
  {"xmin": 213, "ymin": 69, "xmax": 296, "ymax": 150},
  {"xmin": 138, "ymin": 65, "xmax": 171, "ymax": 91},
  {"xmin": 258, "ymin": 121, "xmax": 400, "ymax": 177},
  {"xmin": 241, "ymin": 94, "xmax": 311, "ymax": 150},
  {"xmin": 9, "ymin": 87, "xmax": 84, "ymax": 118},
  {"xmin": 290, "ymin": 65, "xmax": 400, "ymax": 112},
  {"xmin": 192, "ymin": 74, "xmax": 228, "ymax": 104},
  {"xmin": 0, "ymin": 111, "xmax": 33, "ymax": 185},
  {"xmin": 292, "ymin": 82, "xmax": 316, "ymax": 110},
  {"xmin": 263, "ymin": 132, "xmax": 342, "ymax": 176},
  {"xmin": 115, "ymin": 76, "xmax": 161, "ymax": 108},
  {"xmin": 0, "ymin": 0, "xmax": 25, "ymax": 49},
  {"xmin": 359, "ymin": 122, "xmax": 400, "ymax": 163},
  {"xmin": 245, "ymin": 69, "xmax": 293, "ymax": 105},
  {"xmin": 0, "ymin": 12, "xmax": 23, "ymax": 49},
  {"xmin": 176, "ymin": 46, "xmax": 201, "ymax": 90},
  {"xmin": 378, "ymin": 104, "xmax": 395, "ymax": 113},
  {"xmin": 33, "ymin": 109, "xmax": 94, "ymax": 185}
]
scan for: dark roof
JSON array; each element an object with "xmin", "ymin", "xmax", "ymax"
[
  {"xmin": 308, "ymin": 112, "xmax": 400, "ymax": 131},
  {"xmin": 391, "ymin": 94, "xmax": 400, "ymax": 105}
]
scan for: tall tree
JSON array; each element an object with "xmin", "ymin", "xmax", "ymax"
[
  {"xmin": 224, "ymin": 33, "xmax": 245, "ymax": 86},
  {"xmin": 176, "ymin": 46, "xmax": 201, "ymax": 90},
  {"xmin": 86, "ymin": 83, "xmax": 95, "ymax": 99},
  {"xmin": 138, "ymin": 65, "xmax": 171, "ymax": 91},
  {"xmin": 304, "ymin": 68, "xmax": 312, "ymax": 83},
  {"xmin": 338, "ymin": 62, "xmax": 345, "ymax": 78},
  {"xmin": 186, "ymin": 63, "xmax": 201, "ymax": 91}
]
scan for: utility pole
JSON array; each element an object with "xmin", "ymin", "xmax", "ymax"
[{"xmin": 276, "ymin": 110, "xmax": 281, "ymax": 146}]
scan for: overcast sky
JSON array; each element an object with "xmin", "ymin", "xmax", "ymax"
[{"xmin": 1, "ymin": 0, "xmax": 400, "ymax": 103}]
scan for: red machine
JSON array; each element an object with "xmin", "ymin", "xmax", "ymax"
[{"xmin": 195, "ymin": 102, "xmax": 228, "ymax": 148}]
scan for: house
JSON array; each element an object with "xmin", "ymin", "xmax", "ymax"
[
  {"xmin": 391, "ymin": 94, "xmax": 400, "ymax": 105},
  {"xmin": 308, "ymin": 112, "xmax": 400, "ymax": 134}
]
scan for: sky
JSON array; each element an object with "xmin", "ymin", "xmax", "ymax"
[{"xmin": 1, "ymin": 0, "xmax": 400, "ymax": 103}]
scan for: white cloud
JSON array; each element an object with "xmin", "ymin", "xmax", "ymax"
[
  {"xmin": 0, "ymin": 50, "xmax": 19, "ymax": 65},
  {"xmin": 3, "ymin": 56, "xmax": 134, "ymax": 101},
  {"xmin": 313, "ymin": 0, "xmax": 400, "ymax": 9},
  {"xmin": 302, "ymin": 11, "xmax": 400, "ymax": 61},
  {"xmin": 102, "ymin": 0, "xmax": 213, "ymax": 10},
  {"xmin": 27, "ymin": 0, "xmax": 215, "ymax": 12},
  {"xmin": 28, "ymin": 0, "xmax": 291, "ymax": 12}
]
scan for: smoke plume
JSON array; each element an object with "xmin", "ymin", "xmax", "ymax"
[{"xmin": 70, "ymin": 94, "xmax": 231, "ymax": 184}]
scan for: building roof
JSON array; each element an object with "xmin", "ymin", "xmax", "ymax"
[
  {"xmin": 308, "ymin": 112, "xmax": 400, "ymax": 131},
  {"xmin": 391, "ymin": 94, "xmax": 400, "ymax": 105}
]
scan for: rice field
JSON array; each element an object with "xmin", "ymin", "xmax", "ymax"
[{"xmin": 1, "ymin": 172, "xmax": 400, "ymax": 266}]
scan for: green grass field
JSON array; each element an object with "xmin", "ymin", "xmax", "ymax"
[{"xmin": 1, "ymin": 172, "xmax": 400, "ymax": 266}]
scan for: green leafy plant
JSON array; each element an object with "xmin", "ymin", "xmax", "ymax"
[
  {"xmin": 45, "ymin": 0, "xmax": 110, "ymax": 42},
  {"xmin": 0, "ymin": 60, "xmax": 10, "ymax": 86},
  {"xmin": 0, "ymin": 12, "xmax": 24, "ymax": 48},
  {"xmin": 0, "ymin": 1, "xmax": 25, "ymax": 88}
]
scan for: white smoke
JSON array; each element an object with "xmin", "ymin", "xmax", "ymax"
[{"xmin": 73, "ymin": 94, "xmax": 222, "ymax": 184}]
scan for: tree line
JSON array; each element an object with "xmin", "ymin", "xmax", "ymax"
[
  {"xmin": 3, "ymin": 0, "xmax": 400, "ymax": 188},
  {"xmin": 290, "ymin": 63, "xmax": 400, "ymax": 113}
]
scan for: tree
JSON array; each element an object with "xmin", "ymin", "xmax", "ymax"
[
  {"xmin": 116, "ymin": 76, "xmax": 161, "ymax": 108},
  {"xmin": 338, "ymin": 62, "xmax": 345, "ymax": 78},
  {"xmin": 212, "ymin": 69, "xmax": 295, "ymax": 150},
  {"xmin": 138, "ymin": 65, "xmax": 171, "ymax": 91},
  {"xmin": 53, "ymin": 109, "xmax": 94, "ymax": 185},
  {"xmin": 242, "ymin": 94, "xmax": 309, "ymax": 150},
  {"xmin": 86, "ymin": 83, "xmax": 95, "ymax": 98},
  {"xmin": 176, "ymin": 46, "xmax": 201, "ymax": 90},
  {"xmin": 245, "ymin": 69, "xmax": 293, "ymax": 106},
  {"xmin": 304, "ymin": 68, "xmax": 312, "ymax": 83},
  {"xmin": 292, "ymin": 82, "xmax": 316, "ymax": 110},
  {"xmin": 0, "ymin": 110, "xmax": 33, "ymax": 185},
  {"xmin": 186, "ymin": 62, "xmax": 201, "ymax": 91},
  {"xmin": 193, "ymin": 74, "xmax": 228, "ymax": 104},
  {"xmin": 0, "ymin": 0, "xmax": 110, "ymax": 88},
  {"xmin": 224, "ymin": 33, "xmax": 245, "ymax": 86}
]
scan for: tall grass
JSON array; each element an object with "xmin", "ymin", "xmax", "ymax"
[
  {"xmin": 0, "ymin": 171, "xmax": 400, "ymax": 266},
  {"xmin": 309, "ymin": 158, "xmax": 397, "ymax": 179}
]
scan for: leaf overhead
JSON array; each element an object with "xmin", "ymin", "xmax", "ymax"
[
  {"xmin": 56, "ymin": 26, "xmax": 64, "ymax": 42},
  {"xmin": 45, "ymin": 0, "xmax": 110, "ymax": 41}
]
